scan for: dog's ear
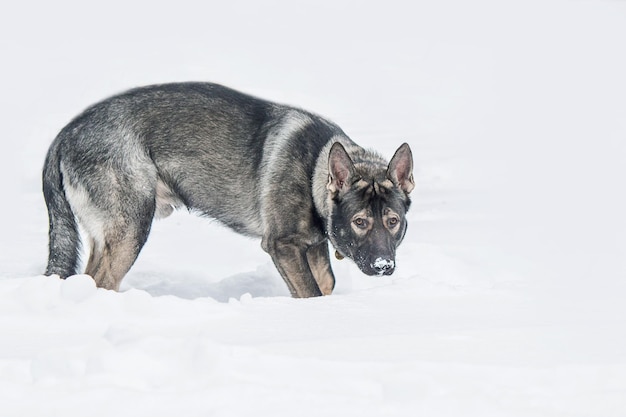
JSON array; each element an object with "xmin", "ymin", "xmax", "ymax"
[
  {"xmin": 327, "ymin": 142, "xmax": 356, "ymax": 194},
  {"xmin": 387, "ymin": 143, "xmax": 415, "ymax": 194}
]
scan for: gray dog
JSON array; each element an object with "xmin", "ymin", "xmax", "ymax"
[{"xmin": 43, "ymin": 83, "xmax": 414, "ymax": 297}]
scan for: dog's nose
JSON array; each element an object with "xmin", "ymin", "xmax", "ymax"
[{"xmin": 372, "ymin": 257, "xmax": 395, "ymax": 275}]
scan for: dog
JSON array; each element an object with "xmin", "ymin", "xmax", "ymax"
[{"xmin": 42, "ymin": 82, "xmax": 414, "ymax": 298}]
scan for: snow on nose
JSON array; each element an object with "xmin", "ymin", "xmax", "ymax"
[{"xmin": 372, "ymin": 257, "xmax": 395, "ymax": 275}]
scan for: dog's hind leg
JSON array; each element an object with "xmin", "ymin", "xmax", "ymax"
[
  {"xmin": 306, "ymin": 241, "xmax": 336, "ymax": 296},
  {"xmin": 61, "ymin": 152, "xmax": 158, "ymax": 290},
  {"xmin": 85, "ymin": 231, "xmax": 149, "ymax": 291},
  {"xmin": 83, "ymin": 197, "xmax": 155, "ymax": 291}
]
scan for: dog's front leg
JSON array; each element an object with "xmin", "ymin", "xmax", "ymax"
[
  {"xmin": 306, "ymin": 241, "xmax": 336, "ymax": 296},
  {"xmin": 263, "ymin": 237, "xmax": 323, "ymax": 298}
]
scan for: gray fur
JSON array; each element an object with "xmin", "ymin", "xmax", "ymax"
[{"xmin": 43, "ymin": 82, "xmax": 414, "ymax": 297}]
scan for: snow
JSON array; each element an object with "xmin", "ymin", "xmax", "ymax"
[
  {"xmin": 1, "ymin": 0, "xmax": 626, "ymax": 415},
  {"xmin": 373, "ymin": 257, "xmax": 395, "ymax": 275}
]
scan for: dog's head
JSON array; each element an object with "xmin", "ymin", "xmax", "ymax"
[{"xmin": 326, "ymin": 142, "xmax": 414, "ymax": 276}]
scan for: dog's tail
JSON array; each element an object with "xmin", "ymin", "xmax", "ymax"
[{"xmin": 42, "ymin": 139, "xmax": 80, "ymax": 278}]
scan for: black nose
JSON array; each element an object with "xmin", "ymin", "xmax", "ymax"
[{"xmin": 371, "ymin": 258, "xmax": 395, "ymax": 275}]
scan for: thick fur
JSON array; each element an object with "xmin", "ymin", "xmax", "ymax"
[{"xmin": 43, "ymin": 82, "xmax": 414, "ymax": 297}]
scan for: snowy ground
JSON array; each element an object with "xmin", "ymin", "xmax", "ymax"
[{"xmin": 1, "ymin": 0, "xmax": 626, "ymax": 416}]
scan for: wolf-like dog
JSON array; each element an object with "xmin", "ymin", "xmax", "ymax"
[{"xmin": 43, "ymin": 83, "xmax": 414, "ymax": 298}]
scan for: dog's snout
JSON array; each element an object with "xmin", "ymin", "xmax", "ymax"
[{"xmin": 372, "ymin": 257, "xmax": 395, "ymax": 275}]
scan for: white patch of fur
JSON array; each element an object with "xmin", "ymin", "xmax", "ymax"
[{"xmin": 60, "ymin": 163, "xmax": 106, "ymax": 248}]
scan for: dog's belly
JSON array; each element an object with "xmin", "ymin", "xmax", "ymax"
[{"xmin": 154, "ymin": 173, "xmax": 265, "ymax": 238}]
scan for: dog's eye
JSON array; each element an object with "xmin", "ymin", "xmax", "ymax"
[
  {"xmin": 388, "ymin": 217, "xmax": 399, "ymax": 228},
  {"xmin": 353, "ymin": 218, "xmax": 368, "ymax": 229}
]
